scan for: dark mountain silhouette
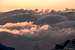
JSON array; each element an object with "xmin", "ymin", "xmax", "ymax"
[
  {"xmin": 0, "ymin": 43, "xmax": 15, "ymax": 50},
  {"xmin": 52, "ymin": 39, "xmax": 75, "ymax": 50}
]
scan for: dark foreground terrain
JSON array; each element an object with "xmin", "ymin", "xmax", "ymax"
[{"xmin": 0, "ymin": 43, "xmax": 15, "ymax": 50}]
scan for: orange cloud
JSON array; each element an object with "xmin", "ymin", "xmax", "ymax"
[{"xmin": 0, "ymin": 22, "xmax": 49, "ymax": 36}]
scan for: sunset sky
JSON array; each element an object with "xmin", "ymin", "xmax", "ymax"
[{"xmin": 0, "ymin": 0, "xmax": 75, "ymax": 12}]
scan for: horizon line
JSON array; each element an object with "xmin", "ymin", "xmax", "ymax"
[{"xmin": 0, "ymin": 8, "xmax": 74, "ymax": 12}]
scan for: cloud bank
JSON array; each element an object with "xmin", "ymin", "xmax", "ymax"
[{"xmin": 0, "ymin": 22, "xmax": 49, "ymax": 36}]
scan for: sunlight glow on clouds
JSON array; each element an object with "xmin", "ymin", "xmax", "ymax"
[{"xmin": 0, "ymin": 22, "xmax": 49, "ymax": 36}]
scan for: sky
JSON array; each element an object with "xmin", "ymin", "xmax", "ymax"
[{"xmin": 0, "ymin": 0, "xmax": 75, "ymax": 12}]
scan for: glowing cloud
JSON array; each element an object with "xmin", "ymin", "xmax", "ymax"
[{"xmin": 0, "ymin": 22, "xmax": 49, "ymax": 36}]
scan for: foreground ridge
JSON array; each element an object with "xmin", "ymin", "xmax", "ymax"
[
  {"xmin": 0, "ymin": 43, "xmax": 15, "ymax": 50},
  {"xmin": 52, "ymin": 39, "xmax": 75, "ymax": 50}
]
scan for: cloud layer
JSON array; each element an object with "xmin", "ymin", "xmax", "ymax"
[{"xmin": 0, "ymin": 22, "xmax": 49, "ymax": 36}]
